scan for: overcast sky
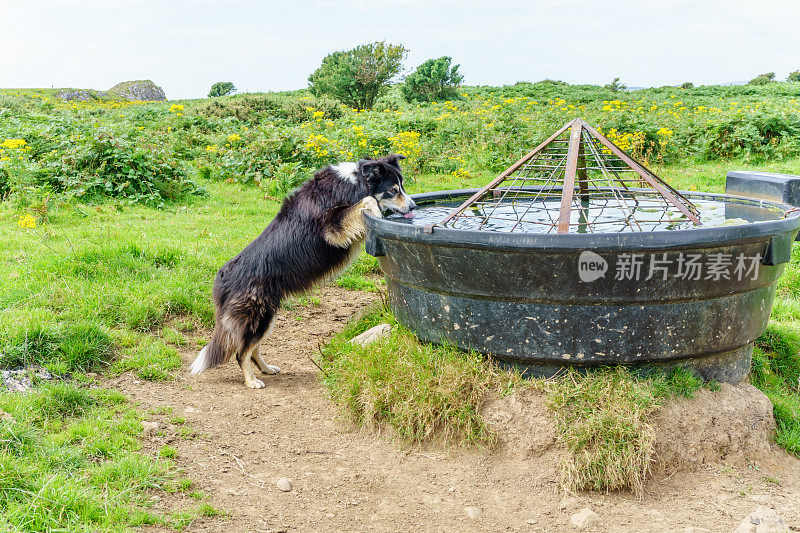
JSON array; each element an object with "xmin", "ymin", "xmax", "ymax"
[{"xmin": 2, "ymin": 0, "xmax": 800, "ymax": 99}]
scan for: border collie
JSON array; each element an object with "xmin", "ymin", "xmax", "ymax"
[{"xmin": 189, "ymin": 155, "xmax": 416, "ymax": 388}]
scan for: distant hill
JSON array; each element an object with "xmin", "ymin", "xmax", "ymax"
[{"xmin": 56, "ymin": 80, "xmax": 166, "ymax": 102}]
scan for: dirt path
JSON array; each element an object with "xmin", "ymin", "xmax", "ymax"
[{"xmin": 110, "ymin": 285, "xmax": 800, "ymax": 532}]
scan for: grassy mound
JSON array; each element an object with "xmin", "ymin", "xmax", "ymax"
[{"xmin": 320, "ymin": 306, "xmax": 740, "ymax": 495}]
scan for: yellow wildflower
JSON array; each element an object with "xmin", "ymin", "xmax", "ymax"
[{"xmin": 17, "ymin": 214, "xmax": 36, "ymax": 229}]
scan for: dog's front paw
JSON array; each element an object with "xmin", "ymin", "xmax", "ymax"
[
  {"xmin": 359, "ymin": 196, "xmax": 382, "ymax": 217},
  {"xmin": 245, "ymin": 377, "xmax": 265, "ymax": 389}
]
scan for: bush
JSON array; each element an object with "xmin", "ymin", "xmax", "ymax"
[
  {"xmin": 749, "ymin": 72, "xmax": 776, "ymax": 85},
  {"xmin": 401, "ymin": 57, "xmax": 464, "ymax": 102},
  {"xmin": 789, "ymin": 70, "xmax": 800, "ymax": 82},
  {"xmin": 681, "ymin": 82, "xmax": 694, "ymax": 89},
  {"xmin": 197, "ymin": 93, "xmax": 342, "ymax": 124},
  {"xmin": 308, "ymin": 41, "xmax": 407, "ymax": 109},
  {"xmin": 40, "ymin": 133, "xmax": 204, "ymax": 206},
  {"xmin": 208, "ymin": 82, "xmax": 236, "ymax": 98},
  {"xmin": 703, "ymin": 111, "xmax": 800, "ymax": 159},
  {"xmin": 604, "ymin": 77, "xmax": 626, "ymax": 92}
]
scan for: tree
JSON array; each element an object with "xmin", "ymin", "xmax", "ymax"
[
  {"xmin": 401, "ymin": 57, "xmax": 464, "ymax": 102},
  {"xmin": 208, "ymin": 82, "xmax": 237, "ymax": 97},
  {"xmin": 604, "ymin": 77, "xmax": 626, "ymax": 92},
  {"xmin": 308, "ymin": 42, "xmax": 407, "ymax": 109},
  {"xmin": 788, "ymin": 70, "xmax": 800, "ymax": 82},
  {"xmin": 748, "ymin": 72, "xmax": 775, "ymax": 85},
  {"xmin": 681, "ymin": 82, "xmax": 694, "ymax": 89}
]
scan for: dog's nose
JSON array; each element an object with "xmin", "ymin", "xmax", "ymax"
[{"xmin": 407, "ymin": 197, "xmax": 417, "ymax": 211}]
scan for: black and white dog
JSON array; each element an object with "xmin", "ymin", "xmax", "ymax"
[{"xmin": 189, "ymin": 155, "xmax": 416, "ymax": 388}]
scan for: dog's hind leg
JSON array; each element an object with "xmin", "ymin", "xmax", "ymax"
[
  {"xmin": 252, "ymin": 349, "xmax": 280, "ymax": 375},
  {"xmin": 237, "ymin": 345, "xmax": 265, "ymax": 389},
  {"xmin": 251, "ymin": 318, "xmax": 280, "ymax": 375}
]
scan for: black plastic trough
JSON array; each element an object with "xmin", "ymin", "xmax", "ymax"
[{"xmin": 364, "ymin": 189, "xmax": 800, "ymax": 383}]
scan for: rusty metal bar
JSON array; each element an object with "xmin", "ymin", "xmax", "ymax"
[
  {"xmin": 433, "ymin": 119, "xmax": 577, "ymax": 231},
  {"xmin": 581, "ymin": 122, "xmax": 702, "ymax": 226},
  {"xmin": 557, "ymin": 119, "xmax": 584, "ymax": 233}
]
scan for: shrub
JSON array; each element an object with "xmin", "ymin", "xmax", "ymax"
[
  {"xmin": 208, "ymin": 82, "xmax": 236, "ymax": 98},
  {"xmin": 749, "ymin": 72, "xmax": 776, "ymax": 85},
  {"xmin": 401, "ymin": 57, "xmax": 464, "ymax": 102},
  {"xmin": 40, "ymin": 133, "xmax": 204, "ymax": 206},
  {"xmin": 789, "ymin": 70, "xmax": 800, "ymax": 82},
  {"xmin": 703, "ymin": 111, "xmax": 800, "ymax": 159},
  {"xmin": 196, "ymin": 93, "xmax": 342, "ymax": 124},
  {"xmin": 680, "ymin": 82, "xmax": 694, "ymax": 89},
  {"xmin": 604, "ymin": 77, "xmax": 627, "ymax": 92},
  {"xmin": 308, "ymin": 41, "xmax": 407, "ymax": 109}
]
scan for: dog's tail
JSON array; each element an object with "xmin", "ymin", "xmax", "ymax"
[{"xmin": 189, "ymin": 326, "xmax": 235, "ymax": 375}]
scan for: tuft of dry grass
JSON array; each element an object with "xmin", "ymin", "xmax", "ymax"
[
  {"xmin": 544, "ymin": 366, "xmax": 702, "ymax": 496},
  {"xmin": 319, "ymin": 305, "xmax": 522, "ymax": 446}
]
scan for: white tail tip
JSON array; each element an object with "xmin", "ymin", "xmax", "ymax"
[{"xmin": 189, "ymin": 346, "xmax": 208, "ymax": 375}]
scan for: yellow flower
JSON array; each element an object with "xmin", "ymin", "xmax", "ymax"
[
  {"xmin": 227, "ymin": 133, "xmax": 242, "ymax": 143},
  {"xmin": 17, "ymin": 214, "xmax": 36, "ymax": 229},
  {"xmin": 1, "ymin": 139, "xmax": 27, "ymax": 150},
  {"xmin": 169, "ymin": 104, "xmax": 184, "ymax": 113}
]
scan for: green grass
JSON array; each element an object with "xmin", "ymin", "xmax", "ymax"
[
  {"xmin": 1, "ymin": 83, "xmax": 800, "ymax": 512},
  {"xmin": 319, "ymin": 305, "xmax": 522, "ymax": 445},
  {"xmin": 0, "ymin": 383, "xmax": 200, "ymax": 531},
  {"xmin": 544, "ymin": 366, "xmax": 704, "ymax": 496}
]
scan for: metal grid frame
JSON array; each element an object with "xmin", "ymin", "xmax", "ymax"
[{"xmin": 431, "ymin": 118, "xmax": 701, "ymax": 234}]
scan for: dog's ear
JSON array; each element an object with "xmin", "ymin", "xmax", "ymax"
[
  {"xmin": 359, "ymin": 159, "xmax": 381, "ymax": 182},
  {"xmin": 386, "ymin": 154, "xmax": 406, "ymax": 168}
]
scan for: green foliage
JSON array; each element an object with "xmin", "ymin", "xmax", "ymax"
[
  {"xmin": 401, "ymin": 56, "xmax": 464, "ymax": 102},
  {"xmin": 751, "ymin": 324, "xmax": 800, "ymax": 456},
  {"xmin": 197, "ymin": 93, "xmax": 342, "ymax": 124},
  {"xmin": 604, "ymin": 77, "xmax": 627, "ymax": 92},
  {"xmin": 546, "ymin": 366, "xmax": 703, "ymax": 495},
  {"xmin": 1, "ymin": 323, "xmax": 113, "ymax": 373},
  {"xmin": 319, "ymin": 305, "xmax": 521, "ymax": 445},
  {"xmin": 789, "ymin": 70, "xmax": 800, "ymax": 83},
  {"xmin": 0, "ymin": 384, "xmax": 196, "ymax": 530},
  {"xmin": 703, "ymin": 111, "xmax": 800, "ymax": 160},
  {"xmin": 749, "ymin": 72, "xmax": 776, "ymax": 85},
  {"xmin": 681, "ymin": 82, "xmax": 694, "ymax": 89},
  {"xmin": 208, "ymin": 81, "xmax": 237, "ymax": 98},
  {"xmin": 40, "ymin": 133, "xmax": 204, "ymax": 207},
  {"xmin": 308, "ymin": 41, "xmax": 407, "ymax": 109}
]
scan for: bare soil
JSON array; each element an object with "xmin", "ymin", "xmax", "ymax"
[{"xmin": 109, "ymin": 285, "xmax": 800, "ymax": 532}]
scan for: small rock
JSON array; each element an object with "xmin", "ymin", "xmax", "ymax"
[
  {"xmin": 464, "ymin": 506, "xmax": 482, "ymax": 519},
  {"xmin": 276, "ymin": 477, "xmax": 292, "ymax": 492},
  {"xmin": 349, "ymin": 324, "xmax": 392, "ymax": 346},
  {"xmin": 184, "ymin": 406, "xmax": 198, "ymax": 413},
  {"xmin": 141, "ymin": 421, "xmax": 159, "ymax": 435},
  {"xmin": 560, "ymin": 495, "xmax": 579, "ymax": 510},
  {"xmin": 732, "ymin": 506, "xmax": 787, "ymax": 533},
  {"xmin": 570, "ymin": 507, "xmax": 600, "ymax": 529},
  {"xmin": 526, "ymin": 518, "xmax": 537, "ymax": 525},
  {"xmin": 685, "ymin": 527, "xmax": 711, "ymax": 533}
]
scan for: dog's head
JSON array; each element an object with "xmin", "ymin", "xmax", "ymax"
[{"xmin": 358, "ymin": 154, "xmax": 417, "ymax": 217}]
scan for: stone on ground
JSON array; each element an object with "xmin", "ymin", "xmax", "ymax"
[
  {"xmin": 349, "ymin": 324, "xmax": 392, "ymax": 346},
  {"xmin": 464, "ymin": 506, "xmax": 482, "ymax": 519},
  {"xmin": 276, "ymin": 477, "xmax": 292, "ymax": 492},
  {"xmin": 732, "ymin": 506, "xmax": 788, "ymax": 533},
  {"xmin": 570, "ymin": 507, "xmax": 600, "ymax": 529}
]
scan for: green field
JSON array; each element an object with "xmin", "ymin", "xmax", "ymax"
[{"xmin": 2, "ymin": 82, "xmax": 800, "ymax": 526}]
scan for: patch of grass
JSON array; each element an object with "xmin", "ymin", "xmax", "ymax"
[
  {"xmin": 0, "ymin": 383, "xmax": 197, "ymax": 531},
  {"xmin": 113, "ymin": 335, "xmax": 181, "ymax": 380},
  {"xmin": 543, "ymin": 366, "xmax": 703, "ymax": 496},
  {"xmin": 319, "ymin": 305, "xmax": 522, "ymax": 445},
  {"xmin": 751, "ymin": 323, "xmax": 800, "ymax": 455},
  {"xmin": 0, "ymin": 323, "xmax": 113, "ymax": 374}
]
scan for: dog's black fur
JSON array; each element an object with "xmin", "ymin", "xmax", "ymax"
[{"xmin": 189, "ymin": 154, "xmax": 415, "ymax": 388}]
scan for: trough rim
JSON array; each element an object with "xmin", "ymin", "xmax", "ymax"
[{"xmin": 365, "ymin": 188, "xmax": 800, "ymax": 251}]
